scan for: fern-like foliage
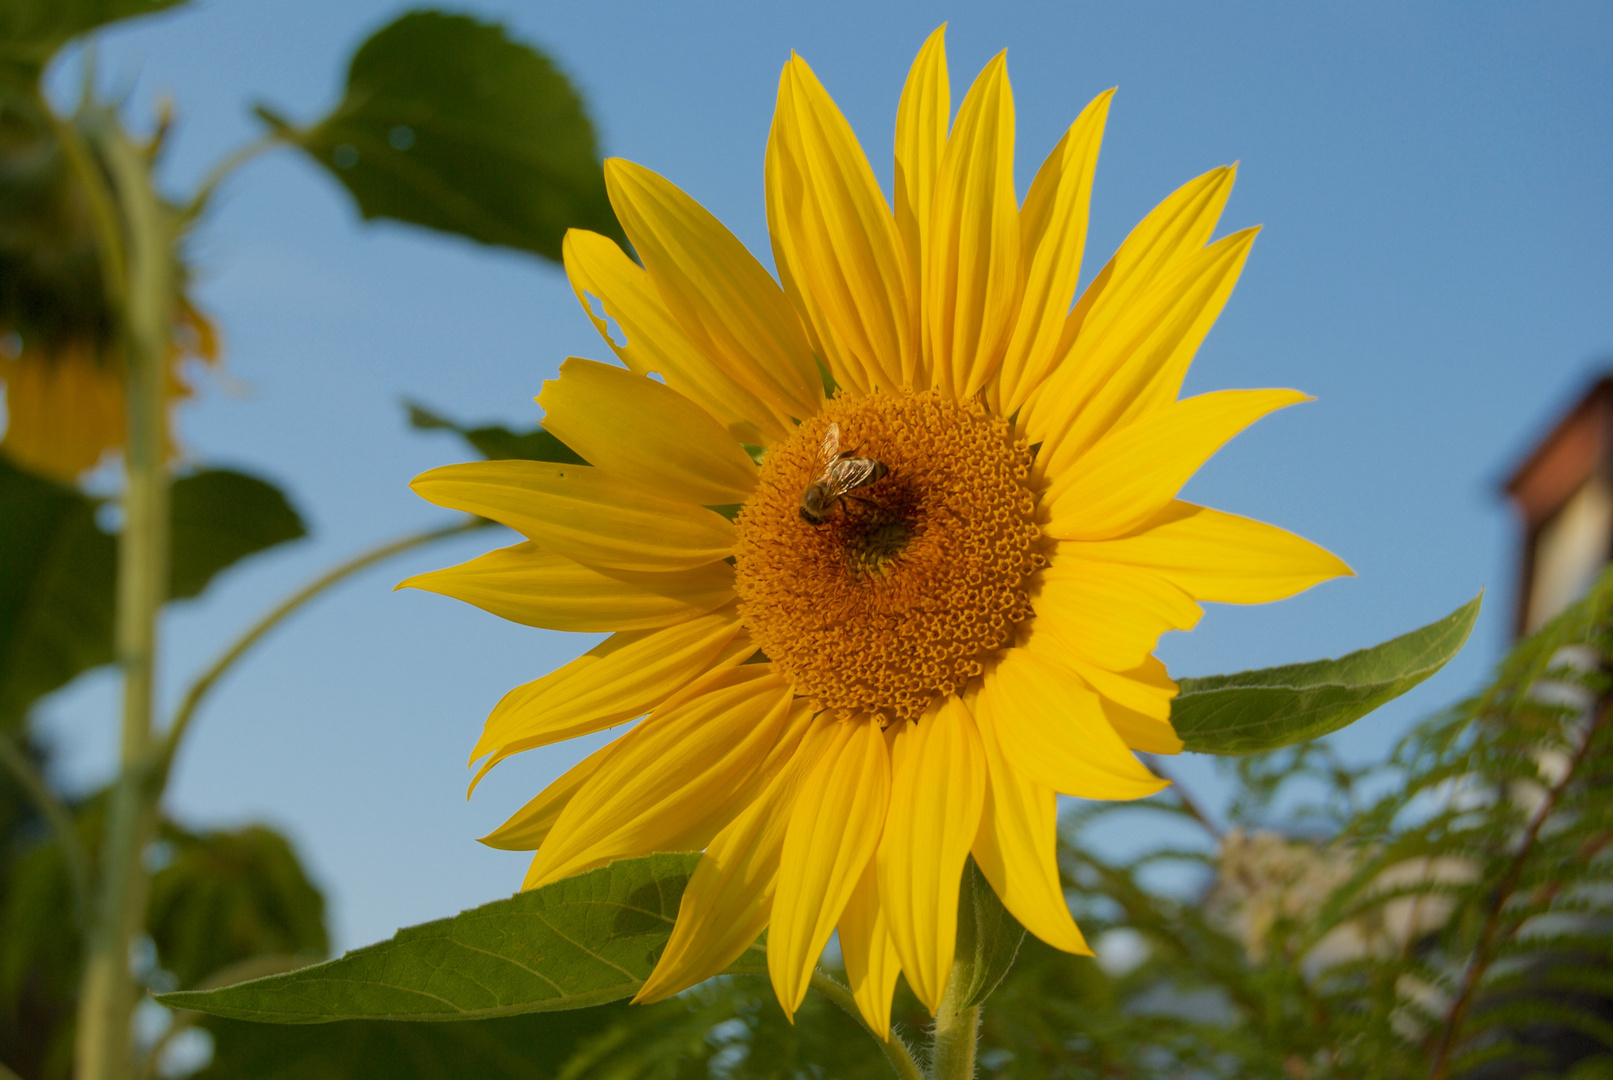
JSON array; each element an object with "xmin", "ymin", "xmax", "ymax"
[{"xmin": 1049, "ymin": 570, "xmax": 1613, "ymax": 1080}]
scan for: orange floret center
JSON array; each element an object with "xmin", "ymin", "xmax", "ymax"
[{"xmin": 734, "ymin": 390, "xmax": 1043, "ymax": 722}]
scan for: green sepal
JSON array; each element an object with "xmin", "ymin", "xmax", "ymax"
[{"xmin": 953, "ymin": 856, "xmax": 1026, "ymax": 1008}]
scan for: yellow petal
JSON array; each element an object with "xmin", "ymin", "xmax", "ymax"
[
  {"xmin": 537, "ymin": 357, "xmax": 757, "ymax": 506},
  {"xmin": 1, "ymin": 340, "xmax": 124, "ymax": 480},
  {"xmin": 524, "ymin": 667, "xmax": 805, "ymax": 888},
  {"xmin": 981, "ymin": 649, "xmax": 1166, "ymax": 799},
  {"xmin": 969, "ymin": 690, "xmax": 1091, "ymax": 954},
  {"xmin": 1031, "ymin": 557, "xmax": 1201, "ymax": 671},
  {"xmin": 1019, "ymin": 164, "xmax": 1237, "ymax": 445},
  {"xmin": 636, "ymin": 707, "xmax": 831, "ymax": 1004},
  {"xmin": 877, "ymin": 696, "xmax": 986, "ymax": 1014},
  {"xmin": 894, "ymin": 25, "xmax": 949, "ymax": 382},
  {"xmin": 838, "ymin": 858, "xmax": 903, "ymax": 1039},
  {"xmin": 1057, "ymin": 164, "xmax": 1236, "ymax": 361},
  {"xmin": 767, "ymin": 54, "xmax": 914, "ymax": 395},
  {"xmin": 605, "ymin": 159, "xmax": 822, "ymax": 420},
  {"xmin": 1044, "ymin": 388, "xmax": 1309, "ymax": 540},
  {"xmin": 1051, "ymin": 649, "xmax": 1178, "ymax": 724},
  {"xmin": 926, "ymin": 52, "xmax": 1022, "ymax": 399},
  {"xmin": 995, "ymin": 89, "xmax": 1113, "ymax": 415},
  {"xmin": 1031, "ymin": 228, "xmax": 1260, "ymax": 477},
  {"xmin": 478, "ymin": 738, "xmax": 621, "ymax": 851},
  {"xmin": 411, "ymin": 460, "xmax": 735, "ymax": 573},
  {"xmin": 1099, "ymin": 695, "xmax": 1183, "ymax": 755},
  {"xmin": 399, "ymin": 541, "xmax": 734, "ymax": 632},
  {"xmin": 1057, "ymin": 501, "xmax": 1353, "ymax": 604},
  {"xmin": 467, "ymin": 607, "xmax": 748, "ymax": 784},
  {"xmin": 769, "ymin": 718, "xmax": 891, "ymax": 1018},
  {"xmin": 563, "ymin": 229, "xmax": 788, "ymax": 444},
  {"xmin": 1049, "ymin": 651, "xmax": 1182, "ymax": 752}
]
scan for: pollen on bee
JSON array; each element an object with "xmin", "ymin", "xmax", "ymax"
[{"xmin": 733, "ymin": 390, "xmax": 1043, "ymax": 722}]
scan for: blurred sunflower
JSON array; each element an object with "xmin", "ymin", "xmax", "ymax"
[
  {"xmin": 0, "ymin": 97, "xmax": 217, "ymax": 482},
  {"xmin": 405, "ymin": 27, "xmax": 1349, "ymax": 1034}
]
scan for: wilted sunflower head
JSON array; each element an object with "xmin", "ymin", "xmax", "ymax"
[
  {"xmin": 405, "ymin": 26, "xmax": 1351, "ymax": 1033},
  {"xmin": 0, "ymin": 95, "xmax": 217, "ymax": 482}
]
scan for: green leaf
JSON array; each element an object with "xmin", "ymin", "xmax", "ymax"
[
  {"xmin": 1172, "ymin": 593, "xmax": 1483, "ymax": 755},
  {"xmin": 405, "ymin": 401, "xmax": 586, "ymax": 464},
  {"xmin": 169, "ymin": 469, "xmax": 306, "ymax": 599},
  {"xmin": 953, "ymin": 857, "xmax": 1026, "ymax": 1009},
  {"xmin": 193, "ymin": 1000, "xmax": 713, "ymax": 1080},
  {"xmin": 157, "ymin": 853, "xmax": 767, "ymax": 1022},
  {"xmin": 0, "ymin": 0, "xmax": 187, "ymax": 91},
  {"xmin": 272, "ymin": 10, "xmax": 625, "ymax": 262},
  {"xmin": 0, "ymin": 458, "xmax": 115, "ymax": 728},
  {"xmin": 148, "ymin": 823, "xmax": 329, "ymax": 990},
  {"xmin": 0, "ymin": 460, "xmax": 306, "ymax": 726}
]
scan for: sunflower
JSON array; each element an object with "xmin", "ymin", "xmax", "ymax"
[
  {"xmin": 404, "ymin": 27, "xmax": 1350, "ymax": 1035},
  {"xmin": 0, "ymin": 303, "xmax": 218, "ymax": 481},
  {"xmin": 0, "ymin": 98, "xmax": 218, "ymax": 482}
]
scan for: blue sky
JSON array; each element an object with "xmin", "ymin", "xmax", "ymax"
[{"xmin": 35, "ymin": 1, "xmax": 1613, "ymax": 949}]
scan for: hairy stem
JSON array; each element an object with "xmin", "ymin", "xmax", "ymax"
[
  {"xmin": 74, "ymin": 118, "xmax": 174, "ymax": 1080},
  {"xmin": 0, "ymin": 733, "xmax": 90, "ymax": 927},
  {"xmin": 929, "ymin": 965, "xmax": 980, "ymax": 1080},
  {"xmin": 158, "ymin": 517, "xmax": 491, "ymax": 772},
  {"xmin": 808, "ymin": 970, "xmax": 924, "ymax": 1080},
  {"xmin": 1427, "ymin": 693, "xmax": 1612, "ymax": 1079}
]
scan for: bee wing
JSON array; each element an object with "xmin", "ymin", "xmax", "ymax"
[
  {"xmin": 816, "ymin": 422, "xmax": 841, "ymax": 468},
  {"xmin": 824, "ymin": 456, "xmax": 885, "ymax": 496}
]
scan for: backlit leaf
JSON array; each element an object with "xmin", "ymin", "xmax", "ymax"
[
  {"xmin": 1172, "ymin": 593, "xmax": 1481, "ymax": 755},
  {"xmin": 270, "ymin": 10, "xmax": 625, "ymax": 262}
]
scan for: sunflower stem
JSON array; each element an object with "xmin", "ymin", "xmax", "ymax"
[
  {"xmin": 928, "ymin": 966, "xmax": 980, "ymax": 1080},
  {"xmin": 73, "ymin": 115, "xmax": 174, "ymax": 1080}
]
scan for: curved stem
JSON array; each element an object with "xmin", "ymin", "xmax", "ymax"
[
  {"xmin": 0, "ymin": 733, "xmax": 90, "ymax": 927},
  {"xmin": 808, "ymin": 970, "xmax": 924, "ymax": 1080},
  {"xmin": 158, "ymin": 517, "xmax": 491, "ymax": 771},
  {"xmin": 929, "ymin": 967, "xmax": 980, "ymax": 1080},
  {"xmin": 50, "ymin": 109, "xmax": 127, "ymax": 314},
  {"xmin": 182, "ymin": 132, "xmax": 283, "ymax": 222}
]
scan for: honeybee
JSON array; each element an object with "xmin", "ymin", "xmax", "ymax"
[{"xmin": 799, "ymin": 422, "xmax": 889, "ymax": 526}]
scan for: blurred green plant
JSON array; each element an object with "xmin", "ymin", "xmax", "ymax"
[{"xmin": 0, "ymin": 2, "xmax": 625, "ymax": 1079}]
